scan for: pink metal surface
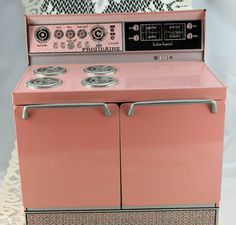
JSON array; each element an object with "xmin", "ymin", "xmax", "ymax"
[
  {"xmin": 13, "ymin": 9, "xmax": 227, "ymax": 215},
  {"xmin": 13, "ymin": 61, "xmax": 226, "ymax": 105},
  {"xmin": 120, "ymin": 101, "xmax": 225, "ymax": 207},
  {"xmin": 29, "ymin": 23, "xmax": 123, "ymax": 53},
  {"xmin": 14, "ymin": 104, "xmax": 120, "ymax": 209}
]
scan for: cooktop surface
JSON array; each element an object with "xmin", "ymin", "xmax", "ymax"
[{"xmin": 13, "ymin": 61, "xmax": 226, "ymax": 105}]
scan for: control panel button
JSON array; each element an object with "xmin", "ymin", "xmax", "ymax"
[
  {"xmin": 159, "ymin": 55, "xmax": 169, "ymax": 60},
  {"xmin": 67, "ymin": 42, "xmax": 75, "ymax": 49},
  {"xmin": 90, "ymin": 25, "xmax": 107, "ymax": 42},
  {"xmin": 133, "ymin": 25, "xmax": 139, "ymax": 31},
  {"xmin": 187, "ymin": 33, "xmax": 193, "ymax": 39},
  {"xmin": 77, "ymin": 42, "xmax": 82, "ymax": 48},
  {"xmin": 54, "ymin": 30, "xmax": 64, "ymax": 39},
  {"xmin": 66, "ymin": 30, "xmax": 76, "ymax": 39},
  {"xmin": 85, "ymin": 42, "xmax": 90, "ymax": 48},
  {"xmin": 35, "ymin": 27, "xmax": 51, "ymax": 43},
  {"xmin": 77, "ymin": 29, "xmax": 87, "ymax": 39},
  {"xmin": 53, "ymin": 43, "xmax": 58, "ymax": 49},
  {"xmin": 187, "ymin": 23, "xmax": 193, "ymax": 29},
  {"xmin": 61, "ymin": 43, "xmax": 66, "ymax": 49},
  {"xmin": 133, "ymin": 35, "xmax": 140, "ymax": 41}
]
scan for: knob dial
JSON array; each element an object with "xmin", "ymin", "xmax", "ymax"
[
  {"xmin": 66, "ymin": 30, "xmax": 76, "ymax": 39},
  {"xmin": 54, "ymin": 30, "xmax": 64, "ymax": 39},
  {"xmin": 78, "ymin": 29, "xmax": 87, "ymax": 39},
  {"xmin": 90, "ymin": 25, "xmax": 107, "ymax": 42},
  {"xmin": 35, "ymin": 27, "xmax": 51, "ymax": 43}
]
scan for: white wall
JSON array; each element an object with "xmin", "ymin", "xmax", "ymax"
[
  {"xmin": 0, "ymin": 0, "xmax": 28, "ymax": 184},
  {"xmin": 193, "ymin": 0, "xmax": 236, "ymax": 163},
  {"xmin": 193, "ymin": 1, "xmax": 236, "ymax": 224}
]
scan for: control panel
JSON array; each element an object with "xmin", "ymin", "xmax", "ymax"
[
  {"xmin": 29, "ymin": 20, "xmax": 202, "ymax": 54},
  {"xmin": 125, "ymin": 20, "xmax": 202, "ymax": 51},
  {"xmin": 29, "ymin": 23, "xmax": 123, "ymax": 53}
]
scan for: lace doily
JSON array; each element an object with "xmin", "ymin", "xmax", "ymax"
[
  {"xmin": 0, "ymin": 143, "xmax": 224, "ymax": 225},
  {"xmin": 22, "ymin": 0, "xmax": 192, "ymax": 15},
  {"xmin": 0, "ymin": 144, "xmax": 24, "ymax": 225}
]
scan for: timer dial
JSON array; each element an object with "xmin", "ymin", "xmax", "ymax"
[
  {"xmin": 90, "ymin": 25, "xmax": 107, "ymax": 42},
  {"xmin": 35, "ymin": 27, "xmax": 51, "ymax": 43}
]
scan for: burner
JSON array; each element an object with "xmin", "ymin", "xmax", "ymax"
[
  {"xmin": 84, "ymin": 65, "xmax": 117, "ymax": 76},
  {"xmin": 81, "ymin": 76, "xmax": 118, "ymax": 88},
  {"xmin": 33, "ymin": 66, "xmax": 67, "ymax": 76},
  {"xmin": 26, "ymin": 78, "xmax": 63, "ymax": 89}
]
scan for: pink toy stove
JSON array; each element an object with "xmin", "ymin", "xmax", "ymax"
[{"xmin": 13, "ymin": 10, "xmax": 226, "ymax": 225}]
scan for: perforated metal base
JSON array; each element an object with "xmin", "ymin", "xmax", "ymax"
[{"xmin": 26, "ymin": 208, "xmax": 218, "ymax": 225}]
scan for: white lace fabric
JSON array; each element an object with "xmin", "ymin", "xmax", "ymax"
[
  {"xmin": 0, "ymin": 145, "xmax": 24, "ymax": 225},
  {"xmin": 22, "ymin": 0, "xmax": 192, "ymax": 15}
]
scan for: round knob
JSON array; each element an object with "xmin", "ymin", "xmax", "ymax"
[
  {"xmin": 66, "ymin": 30, "xmax": 76, "ymax": 39},
  {"xmin": 90, "ymin": 25, "xmax": 107, "ymax": 42},
  {"xmin": 78, "ymin": 29, "xmax": 87, "ymax": 39},
  {"xmin": 54, "ymin": 30, "xmax": 64, "ymax": 39},
  {"xmin": 35, "ymin": 27, "xmax": 51, "ymax": 43}
]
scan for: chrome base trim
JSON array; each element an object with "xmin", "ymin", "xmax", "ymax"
[
  {"xmin": 26, "ymin": 207, "xmax": 219, "ymax": 225},
  {"xmin": 28, "ymin": 204, "xmax": 216, "ymax": 211},
  {"xmin": 123, "ymin": 203, "xmax": 216, "ymax": 209}
]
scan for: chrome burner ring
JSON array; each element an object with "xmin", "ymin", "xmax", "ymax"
[
  {"xmin": 26, "ymin": 77, "xmax": 63, "ymax": 89},
  {"xmin": 81, "ymin": 76, "xmax": 118, "ymax": 88},
  {"xmin": 33, "ymin": 66, "xmax": 67, "ymax": 76},
  {"xmin": 84, "ymin": 65, "xmax": 117, "ymax": 76}
]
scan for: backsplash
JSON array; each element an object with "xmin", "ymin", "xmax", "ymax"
[{"xmin": 22, "ymin": 0, "xmax": 192, "ymax": 15}]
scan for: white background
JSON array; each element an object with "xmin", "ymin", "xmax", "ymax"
[{"xmin": 0, "ymin": 0, "xmax": 235, "ymax": 224}]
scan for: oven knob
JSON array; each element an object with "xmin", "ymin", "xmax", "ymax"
[
  {"xmin": 90, "ymin": 25, "xmax": 107, "ymax": 42},
  {"xmin": 133, "ymin": 25, "xmax": 139, "ymax": 31},
  {"xmin": 133, "ymin": 35, "xmax": 140, "ymax": 41},
  {"xmin": 54, "ymin": 30, "xmax": 64, "ymax": 39},
  {"xmin": 78, "ymin": 29, "xmax": 87, "ymax": 39},
  {"xmin": 187, "ymin": 33, "xmax": 193, "ymax": 39},
  {"xmin": 187, "ymin": 23, "xmax": 193, "ymax": 29},
  {"xmin": 35, "ymin": 27, "xmax": 51, "ymax": 43},
  {"xmin": 66, "ymin": 30, "xmax": 76, "ymax": 39}
]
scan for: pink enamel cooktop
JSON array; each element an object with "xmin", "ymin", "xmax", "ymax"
[{"xmin": 13, "ymin": 61, "xmax": 226, "ymax": 105}]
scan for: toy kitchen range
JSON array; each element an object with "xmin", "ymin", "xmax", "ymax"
[{"xmin": 13, "ymin": 10, "xmax": 226, "ymax": 225}]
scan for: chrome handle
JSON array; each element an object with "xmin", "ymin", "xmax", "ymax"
[
  {"xmin": 22, "ymin": 103, "xmax": 112, "ymax": 120},
  {"xmin": 128, "ymin": 99, "xmax": 218, "ymax": 117}
]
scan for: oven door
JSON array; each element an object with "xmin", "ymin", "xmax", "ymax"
[
  {"xmin": 14, "ymin": 103, "xmax": 120, "ymax": 209},
  {"xmin": 120, "ymin": 100, "xmax": 225, "ymax": 208}
]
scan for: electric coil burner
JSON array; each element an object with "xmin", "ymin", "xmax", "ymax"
[
  {"xmin": 13, "ymin": 10, "xmax": 226, "ymax": 225},
  {"xmin": 83, "ymin": 65, "xmax": 117, "ymax": 76},
  {"xmin": 33, "ymin": 66, "xmax": 67, "ymax": 76},
  {"xmin": 26, "ymin": 77, "xmax": 63, "ymax": 89},
  {"xmin": 82, "ymin": 76, "xmax": 118, "ymax": 88}
]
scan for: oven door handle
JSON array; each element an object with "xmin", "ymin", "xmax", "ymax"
[
  {"xmin": 128, "ymin": 99, "xmax": 218, "ymax": 117},
  {"xmin": 22, "ymin": 103, "xmax": 112, "ymax": 120}
]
